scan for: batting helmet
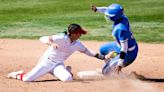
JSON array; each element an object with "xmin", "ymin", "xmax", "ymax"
[
  {"xmin": 105, "ymin": 3, "xmax": 124, "ymax": 21},
  {"xmin": 68, "ymin": 24, "xmax": 87, "ymax": 34}
]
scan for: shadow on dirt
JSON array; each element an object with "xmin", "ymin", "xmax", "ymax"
[
  {"xmin": 132, "ymin": 72, "xmax": 164, "ymax": 82},
  {"xmin": 139, "ymin": 77, "xmax": 164, "ymax": 82},
  {"xmin": 35, "ymin": 79, "xmax": 60, "ymax": 82},
  {"xmin": 34, "ymin": 78, "xmax": 103, "ymax": 83}
]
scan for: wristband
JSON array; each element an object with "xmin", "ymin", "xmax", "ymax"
[
  {"xmin": 95, "ymin": 53, "xmax": 105, "ymax": 60},
  {"xmin": 94, "ymin": 8, "xmax": 97, "ymax": 12},
  {"xmin": 120, "ymin": 51, "xmax": 126, "ymax": 59}
]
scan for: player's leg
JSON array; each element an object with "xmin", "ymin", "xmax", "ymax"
[
  {"xmin": 101, "ymin": 43, "xmax": 138, "ymax": 77},
  {"xmin": 100, "ymin": 42, "xmax": 120, "ymax": 64},
  {"xmin": 102, "ymin": 52, "xmax": 137, "ymax": 75},
  {"xmin": 99, "ymin": 42, "xmax": 120, "ymax": 55},
  {"xmin": 102, "ymin": 55, "xmax": 120, "ymax": 75},
  {"xmin": 50, "ymin": 64, "xmax": 73, "ymax": 82},
  {"xmin": 102, "ymin": 47, "xmax": 138, "ymax": 76},
  {"xmin": 8, "ymin": 57, "xmax": 57, "ymax": 82},
  {"xmin": 100, "ymin": 42, "xmax": 120, "ymax": 74},
  {"xmin": 124, "ymin": 46, "xmax": 138, "ymax": 67},
  {"xmin": 23, "ymin": 57, "xmax": 61, "ymax": 82}
]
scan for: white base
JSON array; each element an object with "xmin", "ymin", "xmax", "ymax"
[{"xmin": 77, "ymin": 69, "xmax": 104, "ymax": 79}]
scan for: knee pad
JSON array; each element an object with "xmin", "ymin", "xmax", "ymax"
[
  {"xmin": 61, "ymin": 75, "xmax": 73, "ymax": 82},
  {"xmin": 22, "ymin": 76, "xmax": 34, "ymax": 82},
  {"xmin": 99, "ymin": 46, "xmax": 109, "ymax": 55}
]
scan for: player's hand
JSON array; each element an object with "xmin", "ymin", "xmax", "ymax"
[
  {"xmin": 47, "ymin": 41, "xmax": 59, "ymax": 49},
  {"xmin": 48, "ymin": 36, "xmax": 59, "ymax": 49},
  {"xmin": 115, "ymin": 59, "xmax": 124, "ymax": 75},
  {"xmin": 91, "ymin": 5, "xmax": 97, "ymax": 12},
  {"xmin": 51, "ymin": 43, "xmax": 59, "ymax": 49},
  {"xmin": 105, "ymin": 52, "xmax": 113, "ymax": 60},
  {"xmin": 94, "ymin": 53, "xmax": 105, "ymax": 60}
]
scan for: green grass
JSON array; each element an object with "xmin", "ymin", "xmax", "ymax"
[{"xmin": 0, "ymin": 0, "xmax": 163, "ymax": 43}]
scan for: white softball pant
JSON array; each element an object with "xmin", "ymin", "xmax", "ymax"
[
  {"xmin": 22, "ymin": 56, "xmax": 73, "ymax": 82},
  {"xmin": 102, "ymin": 55, "xmax": 120, "ymax": 75}
]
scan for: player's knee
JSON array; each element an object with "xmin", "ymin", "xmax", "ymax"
[
  {"xmin": 22, "ymin": 78, "xmax": 33, "ymax": 82},
  {"xmin": 99, "ymin": 46, "xmax": 109, "ymax": 55},
  {"xmin": 22, "ymin": 76, "xmax": 35, "ymax": 82},
  {"xmin": 22, "ymin": 79, "xmax": 30, "ymax": 82}
]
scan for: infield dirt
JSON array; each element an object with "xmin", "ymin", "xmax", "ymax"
[{"xmin": 0, "ymin": 39, "xmax": 164, "ymax": 92}]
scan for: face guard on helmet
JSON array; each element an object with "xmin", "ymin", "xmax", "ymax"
[{"xmin": 105, "ymin": 3, "xmax": 124, "ymax": 22}]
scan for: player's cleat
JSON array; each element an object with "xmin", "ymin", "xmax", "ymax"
[
  {"xmin": 7, "ymin": 70, "xmax": 24, "ymax": 79},
  {"xmin": 66, "ymin": 66, "xmax": 71, "ymax": 72},
  {"xmin": 66, "ymin": 66, "xmax": 73, "ymax": 77}
]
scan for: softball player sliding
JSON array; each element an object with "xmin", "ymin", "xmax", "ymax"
[
  {"xmin": 91, "ymin": 3, "xmax": 138, "ymax": 75},
  {"xmin": 7, "ymin": 24, "xmax": 105, "ymax": 82}
]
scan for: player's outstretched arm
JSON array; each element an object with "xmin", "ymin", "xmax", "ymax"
[
  {"xmin": 39, "ymin": 36, "xmax": 59, "ymax": 49},
  {"xmin": 91, "ymin": 5, "xmax": 108, "ymax": 14},
  {"xmin": 80, "ymin": 48, "xmax": 105, "ymax": 60}
]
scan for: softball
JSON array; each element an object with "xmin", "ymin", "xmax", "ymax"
[{"xmin": 110, "ymin": 52, "xmax": 118, "ymax": 58}]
